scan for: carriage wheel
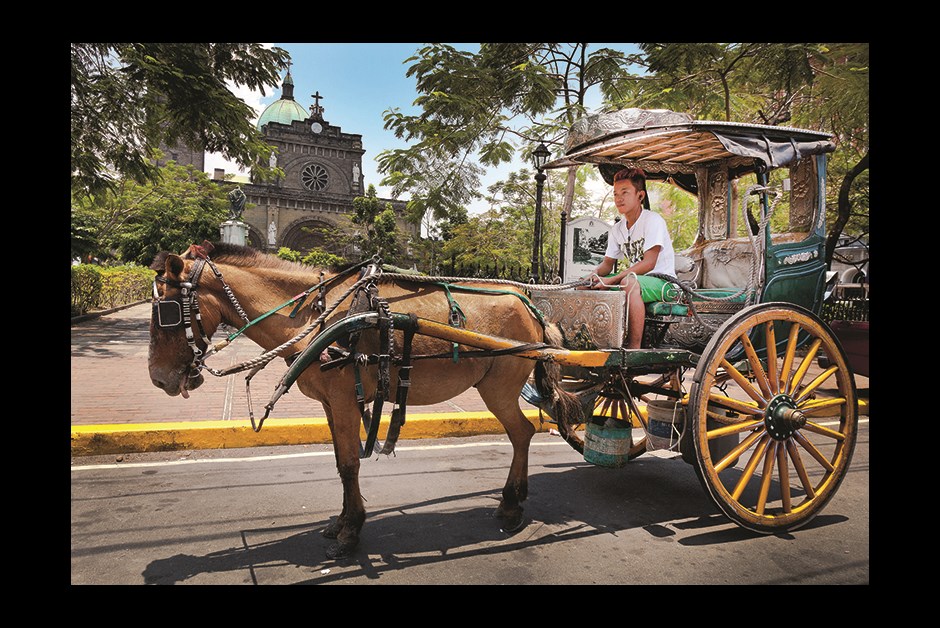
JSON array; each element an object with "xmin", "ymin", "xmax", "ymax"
[
  {"xmin": 687, "ymin": 302, "xmax": 858, "ymax": 534},
  {"xmin": 557, "ymin": 378, "xmax": 648, "ymax": 460}
]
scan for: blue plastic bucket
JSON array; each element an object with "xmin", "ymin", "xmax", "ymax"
[{"xmin": 583, "ymin": 422, "xmax": 633, "ymax": 468}]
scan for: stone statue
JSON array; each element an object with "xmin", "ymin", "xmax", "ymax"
[
  {"xmin": 227, "ymin": 187, "xmax": 247, "ymax": 221},
  {"xmin": 352, "ymin": 163, "xmax": 360, "ymax": 180},
  {"xmin": 268, "ymin": 220, "xmax": 277, "ymax": 245},
  {"xmin": 269, "ymin": 151, "xmax": 278, "ymax": 168}
]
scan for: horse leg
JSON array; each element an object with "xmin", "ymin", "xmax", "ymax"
[
  {"xmin": 319, "ymin": 399, "xmax": 367, "ymax": 559},
  {"xmin": 476, "ymin": 369, "xmax": 535, "ymax": 532},
  {"xmin": 319, "ymin": 405, "xmax": 345, "ymax": 540}
]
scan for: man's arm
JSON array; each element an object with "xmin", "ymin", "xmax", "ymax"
[{"xmin": 591, "ymin": 247, "xmax": 661, "ymax": 289}]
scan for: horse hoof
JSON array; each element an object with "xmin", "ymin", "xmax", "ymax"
[
  {"xmin": 495, "ymin": 506, "xmax": 526, "ymax": 532},
  {"xmin": 326, "ymin": 540, "xmax": 357, "ymax": 560},
  {"xmin": 500, "ymin": 513, "xmax": 526, "ymax": 533},
  {"xmin": 322, "ymin": 519, "xmax": 342, "ymax": 539}
]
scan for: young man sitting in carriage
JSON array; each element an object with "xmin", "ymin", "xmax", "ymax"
[{"xmin": 582, "ymin": 167, "xmax": 678, "ymax": 349}]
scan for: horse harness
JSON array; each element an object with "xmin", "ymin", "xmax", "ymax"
[
  {"xmin": 317, "ymin": 262, "xmax": 416, "ymax": 458},
  {"xmin": 152, "ymin": 251, "xmax": 550, "ymax": 460}
]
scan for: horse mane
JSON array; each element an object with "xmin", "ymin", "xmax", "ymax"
[{"xmin": 192, "ymin": 242, "xmax": 355, "ymax": 275}]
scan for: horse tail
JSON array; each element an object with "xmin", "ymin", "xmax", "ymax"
[{"xmin": 535, "ymin": 323, "xmax": 583, "ymax": 433}]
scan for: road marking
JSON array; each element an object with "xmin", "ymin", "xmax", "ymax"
[{"xmin": 71, "ymin": 418, "xmax": 867, "ymax": 472}]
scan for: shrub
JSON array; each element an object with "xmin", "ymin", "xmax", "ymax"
[
  {"xmin": 301, "ymin": 249, "xmax": 345, "ymax": 269},
  {"xmin": 99, "ymin": 265, "xmax": 152, "ymax": 309},
  {"xmin": 71, "ymin": 264, "xmax": 103, "ymax": 315},
  {"xmin": 70, "ymin": 263, "xmax": 151, "ymax": 315}
]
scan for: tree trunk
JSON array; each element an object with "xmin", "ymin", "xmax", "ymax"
[{"xmin": 826, "ymin": 150, "xmax": 869, "ymax": 266}]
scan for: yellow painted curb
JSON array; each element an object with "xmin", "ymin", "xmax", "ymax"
[
  {"xmin": 71, "ymin": 399, "xmax": 868, "ymax": 457},
  {"xmin": 70, "ymin": 409, "xmax": 547, "ymax": 456}
]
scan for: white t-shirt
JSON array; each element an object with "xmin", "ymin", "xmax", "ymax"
[{"xmin": 603, "ymin": 209, "xmax": 676, "ymax": 277}]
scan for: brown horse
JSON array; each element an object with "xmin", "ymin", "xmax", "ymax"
[{"xmin": 148, "ymin": 242, "xmax": 579, "ymax": 558}]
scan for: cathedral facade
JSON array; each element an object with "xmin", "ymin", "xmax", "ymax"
[{"xmin": 213, "ymin": 69, "xmax": 410, "ymax": 255}]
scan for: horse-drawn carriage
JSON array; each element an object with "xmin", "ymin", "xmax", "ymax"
[{"xmin": 148, "ymin": 108, "xmax": 858, "ymax": 557}]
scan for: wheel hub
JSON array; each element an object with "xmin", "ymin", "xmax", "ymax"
[{"xmin": 764, "ymin": 394, "xmax": 806, "ymax": 440}]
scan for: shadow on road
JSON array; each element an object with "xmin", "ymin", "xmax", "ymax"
[{"xmin": 140, "ymin": 454, "xmax": 853, "ymax": 584}]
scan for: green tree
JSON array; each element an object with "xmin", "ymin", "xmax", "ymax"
[
  {"xmin": 378, "ymin": 43, "xmax": 633, "ymax": 228},
  {"xmin": 352, "ymin": 185, "xmax": 404, "ymax": 263},
  {"xmin": 443, "ymin": 166, "xmax": 599, "ymax": 278},
  {"xmin": 71, "ymin": 43, "xmax": 289, "ymax": 197},
  {"xmin": 71, "ymin": 160, "xmax": 230, "ymax": 265}
]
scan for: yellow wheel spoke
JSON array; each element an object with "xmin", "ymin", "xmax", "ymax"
[
  {"xmin": 732, "ymin": 434, "xmax": 771, "ymax": 500},
  {"xmin": 765, "ymin": 321, "xmax": 779, "ymax": 394},
  {"xmin": 802, "ymin": 420, "xmax": 847, "ymax": 441},
  {"xmin": 715, "ymin": 427, "xmax": 765, "ymax": 472},
  {"xmin": 719, "ymin": 359, "xmax": 766, "ymax": 404},
  {"xmin": 795, "ymin": 366, "xmax": 839, "ymax": 404},
  {"xmin": 800, "ymin": 397, "xmax": 847, "ymax": 416},
  {"xmin": 793, "ymin": 430, "xmax": 835, "ymax": 472},
  {"xmin": 741, "ymin": 333, "xmax": 772, "ymax": 399},
  {"xmin": 707, "ymin": 392, "xmax": 762, "ymax": 417},
  {"xmin": 786, "ymin": 439, "xmax": 816, "ymax": 499},
  {"xmin": 777, "ymin": 443, "xmax": 792, "ymax": 513},
  {"xmin": 789, "ymin": 338, "xmax": 822, "ymax": 395},
  {"xmin": 708, "ymin": 419, "xmax": 763, "ymax": 439},
  {"xmin": 756, "ymin": 441, "xmax": 778, "ymax": 515},
  {"xmin": 780, "ymin": 323, "xmax": 801, "ymax": 394}
]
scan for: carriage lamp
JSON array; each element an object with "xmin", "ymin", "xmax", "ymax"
[{"xmin": 531, "ymin": 142, "xmax": 551, "ymax": 282}]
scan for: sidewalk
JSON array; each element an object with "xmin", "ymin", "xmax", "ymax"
[{"xmin": 70, "ymin": 302, "xmax": 540, "ymax": 456}]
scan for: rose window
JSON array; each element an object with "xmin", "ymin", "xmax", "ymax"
[{"xmin": 301, "ymin": 163, "xmax": 329, "ymax": 191}]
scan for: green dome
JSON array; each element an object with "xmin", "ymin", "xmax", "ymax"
[
  {"xmin": 256, "ymin": 71, "xmax": 308, "ymax": 129},
  {"xmin": 257, "ymin": 98, "xmax": 308, "ymax": 128}
]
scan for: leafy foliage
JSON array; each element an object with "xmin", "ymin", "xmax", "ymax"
[
  {"xmin": 71, "ymin": 43, "xmax": 289, "ymax": 196},
  {"xmin": 378, "ymin": 44, "xmax": 633, "ymax": 226},
  {"xmin": 352, "ymin": 185, "xmax": 404, "ymax": 263},
  {"xmin": 70, "ymin": 264, "xmax": 104, "ymax": 315},
  {"xmin": 276, "ymin": 247, "xmax": 346, "ymax": 269},
  {"xmin": 71, "ymin": 160, "xmax": 230, "ymax": 265}
]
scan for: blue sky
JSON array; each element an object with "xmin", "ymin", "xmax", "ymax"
[{"xmin": 205, "ymin": 43, "xmax": 640, "ymax": 214}]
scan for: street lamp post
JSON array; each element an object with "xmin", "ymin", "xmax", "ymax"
[
  {"xmin": 531, "ymin": 142, "xmax": 550, "ymax": 283},
  {"xmin": 558, "ymin": 208, "xmax": 568, "ymax": 281}
]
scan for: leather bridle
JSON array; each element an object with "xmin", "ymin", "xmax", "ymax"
[{"xmin": 152, "ymin": 254, "xmax": 250, "ymax": 378}]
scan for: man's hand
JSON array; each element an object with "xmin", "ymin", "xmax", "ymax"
[{"xmin": 590, "ymin": 274, "xmax": 609, "ymax": 290}]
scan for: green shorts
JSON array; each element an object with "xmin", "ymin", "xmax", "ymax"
[
  {"xmin": 636, "ymin": 275, "xmax": 677, "ymax": 303},
  {"xmin": 607, "ymin": 275, "xmax": 679, "ymax": 303}
]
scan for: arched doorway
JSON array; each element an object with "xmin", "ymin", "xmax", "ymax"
[{"xmin": 281, "ymin": 218, "xmax": 348, "ymax": 255}]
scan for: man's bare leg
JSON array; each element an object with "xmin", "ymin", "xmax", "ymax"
[{"xmin": 621, "ymin": 276, "xmax": 645, "ymax": 349}]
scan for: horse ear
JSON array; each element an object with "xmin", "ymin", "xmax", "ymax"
[{"xmin": 165, "ymin": 254, "xmax": 185, "ymax": 278}]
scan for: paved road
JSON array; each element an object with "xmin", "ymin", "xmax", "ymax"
[{"xmin": 70, "ymin": 426, "xmax": 870, "ymax": 585}]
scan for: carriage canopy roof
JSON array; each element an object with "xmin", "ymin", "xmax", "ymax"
[{"xmin": 546, "ymin": 108, "xmax": 835, "ymax": 179}]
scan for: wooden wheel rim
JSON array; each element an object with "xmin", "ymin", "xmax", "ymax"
[{"xmin": 689, "ymin": 303, "xmax": 858, "ymax": 532}]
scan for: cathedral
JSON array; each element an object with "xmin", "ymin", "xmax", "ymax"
[{"xmin": 210, "ymin": 69, "xmax": 410, "ymax": 254}]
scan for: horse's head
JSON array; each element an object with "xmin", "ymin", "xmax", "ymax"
[{"xmin": 147, "ymin": 242, "xmax": 218, "ymax": 398}]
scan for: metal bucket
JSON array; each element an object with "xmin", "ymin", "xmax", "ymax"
[
  {"xmin": 583, "ymin": 422, "xmax": 633, "ymax": 468},
  {"xmin": 646, "ymin": 400, "xmax": 684, "ymax": 451}
]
